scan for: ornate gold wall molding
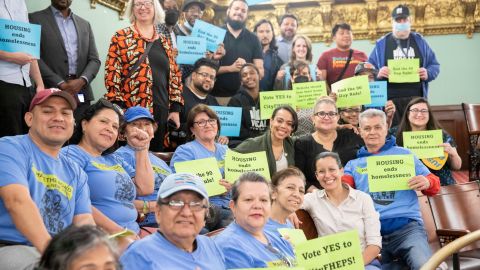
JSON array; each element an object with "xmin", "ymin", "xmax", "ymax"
[{"xmin": 90, "ymin": 0, "xmax": 128, "ymax": 19}]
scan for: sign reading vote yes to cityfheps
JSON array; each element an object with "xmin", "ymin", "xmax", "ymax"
[{"xmin": 0, "ymin": 19, "xmax": 41, "ymax": 58}]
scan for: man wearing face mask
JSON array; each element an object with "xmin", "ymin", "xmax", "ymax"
[
  {"xmin": 212, "ymin": 0, "xmax": 264, "ymax": 106},
  {"xmin": 368, "ymin": 4, "xmax": 439, "ymax": 126},
  {"xmin": 175, "ymin": 0, "xmax": 205, "ymax": 36},
  {"xmin": 157, "ymin": 0, "xmax": 181, "ymax": 48}
]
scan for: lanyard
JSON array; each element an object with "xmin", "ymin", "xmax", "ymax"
[{"xmin": 395, "ymin": 37, "xmax": 411, "ymax": 58}]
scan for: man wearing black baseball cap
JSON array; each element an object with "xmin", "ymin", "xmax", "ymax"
[
  {"xmin": 176, "ymin": 0, "xmax": 206, "ymax": 36},
  {"xmin": 368, "ymin": 4, "xmax": 440, "ymax": 127},
  {"xmin": 0, "ymin": 88, "xmax": 94, "ymax": 269}
]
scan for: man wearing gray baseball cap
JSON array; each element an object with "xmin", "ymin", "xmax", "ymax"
[{"xmin": 120, "ymin": 173, "xmax": 225, "ymax": 269}]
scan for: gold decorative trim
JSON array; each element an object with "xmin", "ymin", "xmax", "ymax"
[{"xmin": 90, "ymin": 0, "xmax": 128, "ymax": 19}]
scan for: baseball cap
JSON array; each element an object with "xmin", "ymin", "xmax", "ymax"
[
  {"xmin": 392, "ymin": 4, "xmax": 410, "ymax": 20},
  {"xmin": 354, "ymin": 62, "xmax": 378, "ymax": 76},
  {"xmin": 181, "ymin": 0, "xmax": 205, "ymax": 12},
  {"xmin": 29, "ymin": 88, "xmax": 77, "ymax": 112},
  {"xmin": 157, "ymin": 173, "xmax": 208, "ymax": 200},
  {"xmin": 123, "ymin": 106, "xmax": 154, "ymax": 123}
]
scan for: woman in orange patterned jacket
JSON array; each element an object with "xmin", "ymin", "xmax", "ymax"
[{"xmin": 105, "ymin": 0, "xmax": 183, "ymax": 151}]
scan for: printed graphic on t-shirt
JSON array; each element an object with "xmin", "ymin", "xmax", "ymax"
[
  {"xmin": 114, "ymin": 173, "xmax": 136, "ymax": 209},
  {"xmin": 370, "ymin": 191, "xmax": 396, "ymax": 206},
  {"xmin": 41, "ymin": 189, "xmax": 67, "ymax": 234},
  {"xmin": 32, "ymin": 166, "xmax": 73, "ymax": 199},
  {"xmin": 152, "ymin": 165, "xmax": 169, "ymax": 190},
  {"xmin": 393, "ymin": 46, "xmax": 416, "ymax": 59},
  {"xmin": 331, "ymin": 57, "xmax": 362, "ymax": 69},
  {"xmin": 249, "ymin": 107, "xmax": 267, "ymax": 131}
]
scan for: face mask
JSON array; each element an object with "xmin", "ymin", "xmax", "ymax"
[
  {"xmin": 394, "ymin": 21, "xmax": 410, "ymax": 32},
  {"xmin": 165, "ymin": 9, "xmax": 180, "ymax": 26},
  {"xmin": 293, "ymin": 75, "xmax": 310, "ymax": 83},
  {"xmin": 184, "ymin": 20, "xmax": 193, "ymax": 30}
]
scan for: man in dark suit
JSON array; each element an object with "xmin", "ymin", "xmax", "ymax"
[{"xmin": 29, "ymin": 0, "xmax": 100, "ymax": 118}]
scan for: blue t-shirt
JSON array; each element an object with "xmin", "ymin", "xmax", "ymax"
[
  {"xmin": 115, "ymin": 145, "xmax": 172, "ymax": 226},
  {"xmin": 0, "ymin": 135, "xmax": 91, "ymax": 244},
  {"xmin": 62, "ymin": 145, "xmax": 139, "ymax": 233},
  {"xmin": 264, "ymin": 218, "xmax": 294, "ymax": 239},
  {"xmin": 170, "ymin": 140, "xmax": 230, "ymax": 208},
  {"xmin": 214, "ymin": 222, "xmax": 295, "ymax": 269},
  {"xmin": 120, "ymin": 232, "xmax": 225, "ymax": 270}
]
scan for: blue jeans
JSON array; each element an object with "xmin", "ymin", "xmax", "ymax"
[
  {"xmin": 365, "ymin": 259, "xmax": 382, "ymax": 269},
  {"xmin": 381, "ymin": 221, "xmax": 432, "ymax": 270}
]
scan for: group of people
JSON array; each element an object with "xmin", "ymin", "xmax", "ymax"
[{"xmin": 0, "ymin": 0, "xmax": 462, "ymax": 269}]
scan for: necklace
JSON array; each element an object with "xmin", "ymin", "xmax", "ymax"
[{"xmin": 133, "ymin": 23, "xmax": 157, "ymax": 42}]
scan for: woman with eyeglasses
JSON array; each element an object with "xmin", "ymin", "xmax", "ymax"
[
  {"xmin": 301, "ymin": 152, "xmax": 381, "ymax": 269},
  {"xmin": 215, "ymin": 172, "xmax": 295, "ymax": 268},
  {"xmin": 295, "ymin": 97, "xmax": 363, "ymax": 193},
  {"xmin": 63, "ymin": 99, "xmax": 154, "ymax": 244},
  {"xmin": 104, "ymin": 0, "xmax": 183, "ymax": 152},
  {"xmin": 390, "ymin": 97, "xmax": 461, "ymax": 186},
  {"xmin": 235, "ymin": 105, "xmax": 297, "ymax": 176},
  {"xmin": 120, "ymin": 173, "xmax": 226, "ymax": 269},
  {"xmin": 115, "ymin": 106, "xmax": 172, "ymax": 228},
  {"xmin": 170, "ymin": 104, "xmax": 233, "ymax": 231}
]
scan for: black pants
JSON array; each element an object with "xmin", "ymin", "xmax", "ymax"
[
  {"xmin": 0, "ymin": 80, "xmax": 32, "ymax": 138},
  {"xmin": 150, "ymin": 103, "xmax": 168, "ymax": 152},
  {"xmin": 73, "ymin": 101, "xmax": 91, "ymax": 123}
]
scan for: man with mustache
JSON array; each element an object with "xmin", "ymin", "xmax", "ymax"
[
  {"xmin": 212, "ymin": 0, "xmax": 264, "ymax": 106},
  {"xmin": 368, "ymin": 4, "xmax": 440, "ymax": 126},
  {"xmin": 276, "ymin": 14, "xmax": 298, "ymax": 63}
]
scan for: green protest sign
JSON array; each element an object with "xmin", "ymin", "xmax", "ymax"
[
  {"xmin": 367, "ymin": 155, "xmax": 415, "ymax": 192},
  {"xmin": 295, "ymin": 230, "xmax": 364, "ymax": 270},
  {"xmin": 403, "ymin": 130, "xmax": 444, "ymax": 159},
  {"xmin": 388, "ymin": 58, "xmax": 420, "ymax": 83},
  {"xmin": 331, "ymin": 75, "xmax": 371, "ymax": 108},
  {"xmin": 278, "ymin": 228, "xmax": 307, "ymax": 246},
  {"xmin": 174, "ymin": 157, "xmax": 226, "ymax": 196},
  {"xmin": 293, "ymin": 81, "xmax": 327, "ymax": 109},
  {"xmin": 230, "ymin": 267, "xmax": 305, "ymax": 270},
  {"xmin": 259, "ymin": 91, "xmax": 296, "ymax": 120},
  {"xmin": 224, "ymin": 150, "xmax": 270, "ymax": 182}
]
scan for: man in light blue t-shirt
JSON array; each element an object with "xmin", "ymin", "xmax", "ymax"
[
  {"xmin": 0, "ymin": 89, "xmax": 94, "ymax": 270},
  {"xmin": 120, "ymin": 173, "xmax": 225, "ymax": 270}
]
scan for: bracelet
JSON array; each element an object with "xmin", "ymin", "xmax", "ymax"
[{"xmin": 142, "ymin": 200, "xmax": 149, "ymax": 214}]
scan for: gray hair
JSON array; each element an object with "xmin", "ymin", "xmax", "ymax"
[
  {"xmin": 127, "ymin": 0, "xmax": 165, "ymax": 25},
  {"xmin": 231, "ymin": 172, "xmax": 271, "ymax": 203},
  {"xmin": 313, "ymin": 96, "xmax": 337, "ymax": 113},
  {"xmin": 359, "ymin": 108, "xmax": 387, "ymax": 127}
]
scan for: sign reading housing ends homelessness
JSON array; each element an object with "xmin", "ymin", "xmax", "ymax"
[
  {"xmin": 0, "ymin": 19, "xmax": 41, "ymax": 58},
  {"xmin": 174, "ymin": 157, "xmax": 226, "ymax": 196},
  {"xmin": 388, "ymin": 58, "xmax": 420, "ymax": 83},
  {"xmin": 403, "ymin": 130, "xmax": 444, "ymax": 159},
  {"xmin": 295, "ymin": 230, "xmax": 364, "ymax": 270},
  {"xmin": 331, "ymin": 75, "xmax": 371, "ymax": 108},
  {"xmin": 293, "ymin": 81, "xmax": 327, "ymax": 109},
  {"xmin": 367, "ymin": 155, "xmax": 415, "ymax": 192},
  {"xmin": 210, "ymin": 106, "xmax": 242, "ymax": 137},
  {"xmin": 259, "ymin": 90, "xmax": 296, "ymax": 119},
  {"xmin": 176, "ymin": 36, "xmax": 206, "ymax": 65},
  {"xmin": 191, "ymin": 20, "xmax": 226, "ymax": 52},
  {"xmin": 224, "ymin": 150, "xmax": 270, "ymax": 182}
]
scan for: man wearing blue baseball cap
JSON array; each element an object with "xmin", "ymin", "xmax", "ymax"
[{"xmin": 120, "ymin": 173, "xmax": 226, "ymax": 269}]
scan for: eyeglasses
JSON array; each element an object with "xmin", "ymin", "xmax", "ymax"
[
  {"xmin": 159, "ymin": 200, "xmax": 207, "ymax": 212},
  {"xmin": 194, "ymin": 119, "xmax": 217, "ymax": 127},
  {"xmin": 313, "ymin": 111, "xmax": 338, "ymax": 119},
  {"xmin": 196, "ymin": 72, "xmax": 216, "ymax": 81},
  {"xmin": 340, "ymin": 108, "xmax": 361, "ymax": 114},
  {"xmin": 93, "ymin": 99, "xmax": 124, "ymax": 116},
  {"xmin": 134, "ymin": 1, "xmax": 153, "ymax": 8},
  {"xmin": 409, "ymin": 109, "xmax": 429, "ymax": 115},
  {"xmin": 265, "ymin": 243, "xmax": 295, "ymax": 267}
]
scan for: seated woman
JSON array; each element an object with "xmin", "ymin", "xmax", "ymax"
[
  {"xmin": 295, "ymin": 97, "xmax": 363, "ymax": 192},
  {"xmin": 301, "ymin": 152, "xmax": 381, "ymax": 269},
  {"xmin": 36, "ymin": 225, "xmax": 119, "ymax": 270},
  {"xmin": 63, "ymin": 99, "xmax": 154, "ymax": 236},
  {"xmin": 170, "ymin": 104, "xmax": 233, "ymax": 231},
  {"xmin": 235, "ymin": 105, "xmax": 297, "ymax": 176},
  {"xmin": 391, "ymin": 97, "xmax": 462, "ymax": 186},
  {"xmin": 265, "ymin": 167, "xmax": 305, "ymax": 235},
  {"xmin": 120, "ymin": 173, "xmax": 226, "ymax": 269},
  {"xmin": 214, "ymin": 172, "xmax": 295, "ymax": 268},
  {"xmin": 115, "ymin": 106, "xmax": 172, "ymax": 228}
]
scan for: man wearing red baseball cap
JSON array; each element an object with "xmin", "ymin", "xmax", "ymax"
[{"xmin": 0, "ymin": 88, "xmax": 94, "ymax": 270}]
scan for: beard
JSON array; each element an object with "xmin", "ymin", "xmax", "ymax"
[
  {"xmin": 192, "ymin": 81, "xmax": 211, "ymax": 95},
  {"xmin": 227, "ymin": 17, "xmax": 246, "ymax": 30}
]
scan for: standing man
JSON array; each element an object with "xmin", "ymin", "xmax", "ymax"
[
  {"xmin": 212, "ymin": 0, "xmax": 264, "ymax": 105},
  {"xmin": 276, "ymin": 14, "xmax": 298, "ymax": 63},
  {"xmin": 29, "ymin": 0, "xmax": 100, "ymax": 119},
  {"xmin": 0, "ymin": 0, "xmax": 44, "ymax": 138},
  {"xmin": 175, "ymin": 0, "xmax": 205, "ymax": 36},
  {"xmin": 158, "ymin": 0, "xmax": 181, "ymax": 48},
  {"xmin": 368, "ymin": 4, "xmax": 440, "ymax": 126},
  {"xmin": 0, "ymin": 89, "xmax": 94, "ymax": 270},
  {"xmin": 317, "ymin": 23, "xmax": 368, "ymax": 89}
]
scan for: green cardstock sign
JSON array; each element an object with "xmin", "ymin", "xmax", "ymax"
[
  {"xmin": 278, "ymin": 228, "xmax": 308, "ymax": 246},
  {"xmin": 224, "ymin": 150, "xmax": 270, "ymax": 182},
  {"xmin": 367, "ymin": 154, "xmax": 415, "ymax": 192},
  {"xmin": 259, "ymin": 91, "xmax": 296, "ymax": 120},
  {"xmin": 293, "ymin": 81, "xmax": 327, "ymax": 109},
  {"xmin": 331, "ymin": 75, "xmax": 371, "ymax": 108},
  {"xmin": 388, "ymin": 58, "xmax": 420, "ymax": 83},
  {"xmin": 295, "ymin": 230, "xmax": 364, "ymax": 270},
  {"xmin": 403, "ymin": 130, "xmax": 444, "ymax": 159},
  {"xmin": 174, "ymin": 157, "xmax": 226, "ymax": 197}
]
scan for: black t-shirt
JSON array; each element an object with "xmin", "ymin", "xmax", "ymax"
[
  {"xmin": 149, "ymin": 39, "xmax": 170, "ymax": 107},
  {"xmin": 179, "ymin": 86, "xmax": 218, "ymax": 134},
  {"xmin": 385, "ymin": 34, "xmax": 423, "ymax": 99},
  {"xmin": 212, "ymin": 27, "xmax": 263, "ymax": 97}
]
